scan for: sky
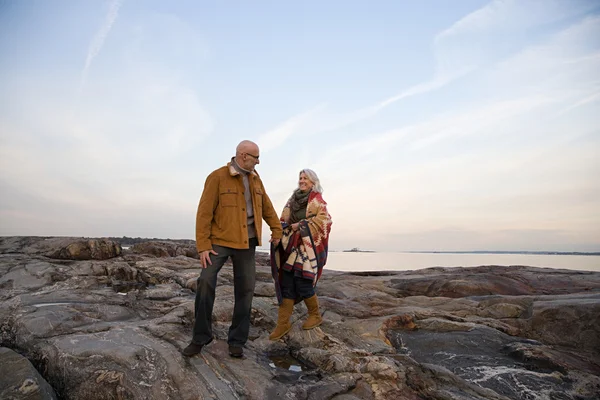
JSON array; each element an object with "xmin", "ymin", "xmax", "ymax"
[{"xmin": 1, "ymin": 0, "xmax": 599, "ymax": 252}]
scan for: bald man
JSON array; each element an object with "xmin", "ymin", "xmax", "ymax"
[{"xmin": 183, "ymin": 140, "xmax": 283, "ymax": 358}]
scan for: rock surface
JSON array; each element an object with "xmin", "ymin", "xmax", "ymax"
[
  {"xmin": 0, "ymin": 347, "xmax": 58, "ymax": 400},
  {"xmin": 1, "ymin": 236, "xmax": 599, "ymax": 399}
]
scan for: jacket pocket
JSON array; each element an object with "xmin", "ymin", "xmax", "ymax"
[
  {"xmin": 220, "ymin": 187, "xmax": 238, "ymax": 207},
  {"xmin": 254, "ymin": 188, "xmax": 263, "ymax": 209}
]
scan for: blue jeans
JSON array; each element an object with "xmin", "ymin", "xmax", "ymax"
[
  {"xmin": 280, "ymin": 268, "xmax": 315, "ymax": 300},
  {"xmin": 192, "ymin": 239, "xmax": 257, "ymax": 347}
]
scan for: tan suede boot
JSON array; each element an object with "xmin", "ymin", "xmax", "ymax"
[
  {"xmin": 269, "ymin": 298, "xmax": 295, "ymax": 340},
  {"xmin": 302, "ymin": 294, "xmax": 323, "ymax": 330}
]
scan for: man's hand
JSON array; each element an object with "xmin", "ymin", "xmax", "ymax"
[
  {"xmin": 291, "ymin": 223, "xmax": 300, "ymax": 232},
  {"xmin": 200, "ymin": 249, "xmax": 218, "ymax": 268},
  {"xmin": 270, "ymin": 237, "xmax": 281, "ymax": 247}
]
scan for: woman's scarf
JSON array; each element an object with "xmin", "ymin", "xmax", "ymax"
[
  {"xmin": 270, "ymin": 191, "xmax": 332, "ymax": 304},
  {"xmin": 289, "ymin": 189, "xmax": 310, "ymax": 223}
]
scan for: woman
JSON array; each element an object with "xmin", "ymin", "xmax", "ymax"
[{"xmin": 269, "ymin": 169, "xmax": 332, "ymax": 340}]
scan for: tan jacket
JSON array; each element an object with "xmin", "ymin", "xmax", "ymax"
[{"xmin": 195, "ymin": 162, "xmax": 283, "ymax": 252}]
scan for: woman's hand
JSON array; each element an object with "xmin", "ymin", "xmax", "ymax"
[{"xmin": 291, "ymin": 223, "xmax": 300, "ymax": 232}]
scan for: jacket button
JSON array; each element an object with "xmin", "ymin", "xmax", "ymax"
[
  {"xmin": 243, "ymin": 224, "xmax": 246, "ymax": 228},
  {"xmin": 244, "ymin": 240, "xmax": 247, "ymax": 244},
  {"xmin": 242, "ymin": 208, "xmax": 245, "ymax": 211}
]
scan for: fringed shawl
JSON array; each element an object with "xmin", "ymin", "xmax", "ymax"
[{"xmin": 271, "ymin": 191, "xmax": 332, "ymax": 304}]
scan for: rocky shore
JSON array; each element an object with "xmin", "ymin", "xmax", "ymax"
[{"xmin": 1, "ymin": 236, "xmax": 599, "ymax": 399}]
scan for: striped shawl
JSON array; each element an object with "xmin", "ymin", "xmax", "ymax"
[{"xmin": 270, "ymin": 191, "xmax": 332, "ymax": 304}]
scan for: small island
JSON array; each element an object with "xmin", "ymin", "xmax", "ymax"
[{"xmin": 343, "ymin": 247, "xmax": 375, "ymax": 253}]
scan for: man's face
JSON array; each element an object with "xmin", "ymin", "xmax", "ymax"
[{"xmin": 240, "ymin": 147, "xmax": 260, "ymax": 171}]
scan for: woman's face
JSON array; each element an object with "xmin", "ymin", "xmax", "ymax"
[{"xmin": 298, "ymin": 172, "xmax": 314, "ymax": 192}]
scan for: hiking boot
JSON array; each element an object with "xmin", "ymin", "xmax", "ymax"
[
  {"xmin": 182, "ymin": 337, "xmax": 213, "ymax": 357},
  {"xmin": 228, "ymin": 345, "xmax": 243, "ymax": 358}
]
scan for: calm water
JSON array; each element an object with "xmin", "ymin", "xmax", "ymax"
[{"xmin": 323, "ymin": 252, "xmax": 600, "ymax": 272}]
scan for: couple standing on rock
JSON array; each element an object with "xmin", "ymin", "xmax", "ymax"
[{"xmin": 182, "ymin": 140, "xmax": 333, "ymax": 358}]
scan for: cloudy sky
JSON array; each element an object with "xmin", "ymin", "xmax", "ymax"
[{"xmin": 1, "ymin": 0, "xmax": 599, "ymax": 252}]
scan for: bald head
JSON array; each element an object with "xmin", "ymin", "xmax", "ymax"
[
  {"xmin": 235, "ymin": 140, "xmax": 260, "ymax": 171},
  {"xmin": 236, "ymin": 140, "xmax": 259, "ymax": 155}
]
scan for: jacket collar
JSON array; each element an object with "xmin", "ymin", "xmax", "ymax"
[{"xmin": 227, "ymin": 160, "xmax": 258, "ymax": 177}]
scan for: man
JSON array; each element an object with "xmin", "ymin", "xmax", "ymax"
[{"xmin": 183, "ymin": 140, "xmax": 283, "ymax": 358}]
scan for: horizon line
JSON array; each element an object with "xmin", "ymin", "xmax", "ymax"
[{"xmin": 1, "ymin": 235, "xmax": 598, "ymax": 255}]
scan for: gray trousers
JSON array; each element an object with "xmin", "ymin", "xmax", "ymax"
[{"xmin": 192, "ymin": 239, "xmax": 257, "ymax": 347}]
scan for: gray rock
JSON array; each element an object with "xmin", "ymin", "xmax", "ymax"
[
  {"xmin": 22, "ymin": 237, "xmax": 122, "ymax": 260},
  {"xmin": 0, "ymin": 347, "xmax": 57, "ymax": 400},
  {"xmin": 131, "ymin": 241, "xmax": 198, "ymax": 259}
]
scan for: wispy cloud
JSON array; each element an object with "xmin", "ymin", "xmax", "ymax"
[
  {"xmin": 313, "ymin": 93, "xmax": 557, "ymax": 175},
  {"xmin": 259, "ymin": 0, "xmax": 597, "ymax": 153},
  {"xmin": 80, "ymin": 0, "xmax": 122, "ymax": 89},
  {"xmin": 326, "ymin": 9, "xmax": 600, "ymax": 164},
  {"xmin": 435, "ymin": 0, "xmax": 597, "ymax": 50},
  {"xmin": 559, "ymin": 90, "xmax": 600, "ymax": 115},
  {"xmin": 257, "ymin": 105, "xmax": 325, "ymax": 153},
  {"xmin": 381, "ymin": 0, "xmax": 597, "ymax": 110},
  {"xmin": 375, "ymin": 72, "xmax": 467, "ymax": 110}
]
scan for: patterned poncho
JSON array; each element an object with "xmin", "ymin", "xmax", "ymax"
[{"xmin": 270, "ymin": 191, "xmax": 332, "ymax": 304}]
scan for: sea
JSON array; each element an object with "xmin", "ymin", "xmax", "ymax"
[{"xmin": 321, "ymin": 252, "xmax": 600, "ymax": 272}]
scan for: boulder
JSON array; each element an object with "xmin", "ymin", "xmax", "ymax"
[
  {"xmin": 19, "ymin": 237, "xmax": 122, "ymax": 260},
  {"xmin": 131, "ymin": 241, "xmax": 198, "ymax": 258}
]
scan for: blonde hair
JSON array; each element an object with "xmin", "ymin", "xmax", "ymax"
[{"xmin": 300, "ymin": 169, "xmax": 323, "ymax": 193}]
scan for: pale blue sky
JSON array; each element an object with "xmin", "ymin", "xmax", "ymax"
[{"xmin": 1, "ymin": 0, "xmax": 599, "ymax": 252}]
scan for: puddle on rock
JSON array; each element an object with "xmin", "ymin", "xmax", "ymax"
[
  {"xmin": 268, "ymin": 355, "xmax": 308, "ymax": 372},
  {"xmin": 110, "ymin": 281, "xmax": 146, "ymax": 294},
  {"xmin": 32, "ymin": 302, "xmax": 76, "ymax": 307}
]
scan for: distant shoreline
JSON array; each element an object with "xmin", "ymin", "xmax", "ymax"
[
  {"xmin": 406, "ymin": 250, "xmax": 600, "ymax": 256},
  {"xmin": 322, "ymin": 250, "xmax": 600, "ymax": 256},
  {"xmin": 256, "ymin": 248, "xmax": 600, "ymax": 256}
]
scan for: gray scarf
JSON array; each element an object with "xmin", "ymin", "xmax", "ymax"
[{"xmin": 289, "ymin": 189, "xmax": 310, "ymax": 223}]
